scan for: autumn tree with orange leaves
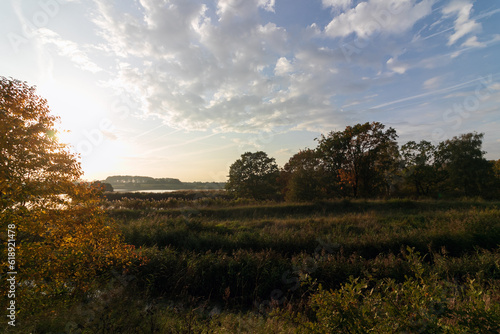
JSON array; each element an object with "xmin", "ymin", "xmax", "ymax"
[{"xmin": 0, "ymin": 77, "xmax": 135, "ymax": 316}]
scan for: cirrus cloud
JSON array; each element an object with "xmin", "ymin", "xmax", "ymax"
[{"xmin": 442, "ymin": 0, "xmax": 481, "ymax": 46}]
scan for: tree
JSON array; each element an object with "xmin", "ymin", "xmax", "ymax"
[
  {"xmin": 316, "ymin": 122, "xmax": 399, "ymax": 198},
  {"xmin": 92, "ymin": 181, "xmax": 114, "ymax": 192},
  {"xmin": 400, "ymin": 140, "xmax": 442, "ymax": 197},
  {"xmin": 280, "ymin": 149, "xmax": 329, "ymax": 202},
  {"xmin": 226, "ymin": 151, "xmax": 280, "ymax": 200},
  {"xmin": 483, "ymin": 159, "xmax": 500, "ymax": 199},
  {"xmin": 0, "ymin": 77, "xmax": 134, "ymax": 315},
  {"xmin": 493, "ymin": 159, "xmax": 500, "ymax": 180},
  {"xmin": 435, "ymin": 132, "xmax": 492, "ymax": 197}
]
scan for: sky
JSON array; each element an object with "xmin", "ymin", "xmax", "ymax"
[{"xmin": 1, "ymin": 0, "xmax": 499, "ymax": 182}]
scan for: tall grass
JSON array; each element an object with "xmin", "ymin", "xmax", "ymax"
[
  {"xmin": 14, "ymin": 198, "xmax": 500, "ymax": 333},
  {"xmin": 116, "ymin": 203, "xmax": 500, "ymax": 257}
]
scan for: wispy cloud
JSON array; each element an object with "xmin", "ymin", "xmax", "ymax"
[
  {"xmin": 140, "ymin": 132, "xmax": 220, "ymax": 156},
  {"xmin": 423, "ymin": 75, "xmax": 443, "ymax": 90},
  {"xmin": 372, "ymin": 77, "xmax": 486, "ymax": 109},
  {"xmin": 461, "ymin": 36, "xmax": 485, "ymax": 48},
  {"xmin": 442, "ymin": 0, "xmax": 481, "ymax": 46},
  {"xmin": 36, "ymin": 28, "xmax": 102, "ymax": 73}
]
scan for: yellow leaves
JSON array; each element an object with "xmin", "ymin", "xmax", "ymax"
[
  {"xmin": 12, "ymin": 202, "xmax": 137, "ymax": 305},
  {"xmin": 1, "ymin": 77, "xmax": 141, "ymax": 315}
]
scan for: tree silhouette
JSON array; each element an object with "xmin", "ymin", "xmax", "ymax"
[
  {"xmin": 436, "ymin": 132, "xmax": 492, "ymax": 197},
  {"xmin": 226, "ymin": 151, "xmax": 280, "ymax": 200},
  {"xmin": 280, "ymin": 149, "xmax": 329, "ymax": 202},
  {"xmin": 400, "ymin": 140, "xmax": 442, "ymax": 197},
  {"xmin": 316, "ymin": 122, "xmax": 399, "ymax": 198}
]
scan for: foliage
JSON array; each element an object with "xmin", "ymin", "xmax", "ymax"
[
  {"xmin": 226, "ymin": 151, "xmax": 280, "ymax": 200},
  {"xmin": 493, "ymin": 159, "xmax": 500, "ymax": 179},
  {"xmin": 92, "ymin": 181, "xmax": 114, "ymax": 192},
  {"xmin": 400, "ymin": 140, "xmax": 442, "ymax": 197},
  {"xmin": 436, "ymin": 132, "xmax": 493, "ymax": 197},
  {"xmin": 0, "ymin": 77, "xmax": 81, "ymax": 209},
  {"xmin": 280, "ymin": 149, "xmax": 330, "ymax": 202},
  {"xmin": 223, "ymin": 124, "xmax": 499, "ymax": 201},
  {"xmin": 104, "ymin": 199, "xmax": 500, "ymax": 332},
  {"xmin": 106, "ymin": 175, "xmax": 182, "ymax": 184},
  {"xmin": 296, "ymin": 248, "xmax": 500, "ymax": 333},
  {"xmin": 122, "ymin": 198, "xmax": 500, "ymax": 311},
  {"xmin": 19, "ymin": 288, "xmax": 297, "ymax": 334},
  {"xmin": 315, "ymin": 122, "xmax": 399, "ymax": 198},
  {"xmin": 0, "ymin": 77, "xmax": 135, "ymax": 319},
  {"xmin": 9, "ymin": 195, "xmax": 500, "ymax": 332}
]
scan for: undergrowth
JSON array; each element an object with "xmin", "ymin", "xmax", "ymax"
[{"xmin": 8, "ymin": 198, "xmax": 500, "ymax": 333}]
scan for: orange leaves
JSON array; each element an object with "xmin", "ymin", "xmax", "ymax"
[
  {"xmin": 338, "ymin": 168, "xmax": 355, "ymax": 188},
  {"xmin": 15, "ymin": 203, "xmax": 137, "ymax": 298},
  {"xmin": 1, "ymin": 77, "xmax": 138, "ymax": 314}
]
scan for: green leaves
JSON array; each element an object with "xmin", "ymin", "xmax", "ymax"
[
  {"xmin": 299, "ymin": 248, "xmax": 500, "ymax": 333},
  {"xmin": 435, "ymin": 132, "xmax": 493, "ymax": 197},
  {"xmin": 226, "ymin": 151, "xmax": 281, "ymax": 200}
]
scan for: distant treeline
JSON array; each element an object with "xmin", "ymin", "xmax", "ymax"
[
  {"xmin": 106, "ymin": 175, "xmax": 182, "ymax": 184},
  {"xmin": 103, "ymin": 175, "xmax": 225, "ymax": 191}
]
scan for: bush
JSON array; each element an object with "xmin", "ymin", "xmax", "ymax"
[{"xmin": 292, "ymin": 248, "xmax": 500, "ymax": 333}]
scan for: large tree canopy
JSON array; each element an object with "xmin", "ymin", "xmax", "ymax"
[
  {"xmin": 0, "ymin": 77, "xmax": 81, "ymax": 209},
  {"xmin": 436, "ymin": 132, "xmax": 492, "ymax": 197},
  {"xmin": 316, "ymin": 122, "xmax": 399, "ymax": 198},
  {"xmin": 400, "ymin": 140, "xmax": 442, "ymax": 197},
  {"xmin": 226, "ymin": 151, "xmax": 280, "ymax": 200},
  {"xmin": 0, "ymin": 77, "xmax": 134, "ymax": 315},
  {"xmin": 280, "ymin": 149, "xmax": 329, "ymax": 202}
]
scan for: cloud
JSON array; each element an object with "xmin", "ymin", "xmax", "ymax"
[
  {"xmin": 101, "ymin": 130, "xmax": 118, "ymax": 140},
  {"xmin": 232, "ymin": 137, "xmax": 262, "ymax": 150},
  {"xmin": 275, "ymin": 147, "xmax": 294, "ymax": 156},
  {"xmin": 423, "ymin": 76, "xmax": 442, "ymax": 90},
  {"xmin": 386, "ymin": 57, "xmax": 408, "ymax": 74},
  {"xmin": 83, "ymin": 0, "xmax": 494, "ymax": 135},
  {"xmin": 90, "ymin": 0, "xmax": 354, "ymax": 133},
  {"xmin": 36, "ymin": 28, "xmax": 102, "ymax": 73},
  {"xmin": 488, "ymin": 83, "xmax": 500, "ymax": 92},
  {"xmin": 274, "ymin": 57, "xmax": 293, "ymax": 76},
  {"xmin": 322, "ymin": 0, "xmax": 353, "ymax": 11},
  {"xmin": 324, "ymin": 0, "xmax": 435, "ymax": 39},
  {"xmin": 442, "ymin": 0, "xmax": 481, "ymax": 46},
  {"xmin": 461, "ymin": 36, "xmax": 485, "ymax": 48},
  {"xmin": 372, "ymin": 77, "xmax": 489, "ymax": 109},
  {"xmin": 217, "ymin": 0, "xmax": 275, "ymax": 19}
]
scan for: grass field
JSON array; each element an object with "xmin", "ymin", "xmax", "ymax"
[{"xmin": 28, "ymin": 193, "xmax": 500, "ymax": 333}]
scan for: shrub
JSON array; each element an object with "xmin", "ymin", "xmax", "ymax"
[{"xmin": 293, "ymin": 248, "xmax": 500, "ymax": 333}]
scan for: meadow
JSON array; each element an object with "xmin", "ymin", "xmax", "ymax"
[{"xmin": 29, "ymin": 192, "xmax": 500, "ymax": 333}]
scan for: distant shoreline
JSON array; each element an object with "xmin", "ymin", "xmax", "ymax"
[
  {"xmin": 103, "ymin": 175, "xmax": 225, "ymax": 192},
  {"xmin": 113, "ymin": 189, "xmax": 223, "ymax": 193}
]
